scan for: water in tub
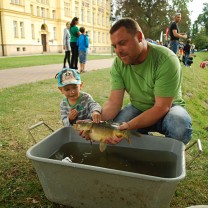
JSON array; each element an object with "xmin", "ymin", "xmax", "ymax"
[{"xmin": 50, "ymin": 142, "xmax": 177, "ymax": 178}]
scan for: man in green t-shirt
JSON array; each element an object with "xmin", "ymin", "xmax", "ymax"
[{"xmin": 101, "ymin": 18, "xmax": 192, "ymax": 145}]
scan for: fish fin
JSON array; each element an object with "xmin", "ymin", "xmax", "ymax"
[
  {"xmin": 99, "ymin": 142, "xmax": 107, "ymax": 152},
  {"xmin": 127, "ymin": 135, "xmax": 131, "ymax": 144},
  {"xmin": 83, "ymin": 130, "xmax": 91, "ymax": 137}
]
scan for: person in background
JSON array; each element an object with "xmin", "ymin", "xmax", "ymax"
[
  {"xmin": 63, "ymin": 21, "xmax": 71, "ymax": 68},
  {"xmin": 77, "ymin": 27, "xmax": 89, "ymax": 73},
  {"xmin": 178, "ymin": 42, "xmax": 184, "ymax": 61},
  {"xmin": 191, "ymin": 43, "xmax": 195, "ymax": 54},
  {"xmin": 169, "ymin": 13, "xmax": 187, "ymax": 54},
  {"xmin": 69, "ymin": 17, "xmax": 80, "ymax": 70},
  {"xmin": 56, "ymin": 68, "xmax": 101, "ymax": 126},
  {"xmin": 183, "ymin": 39, "xmax": 191, "ymax": 66},
  {"xmin": 78, "ymin": 17, "xmax": 192, "ymax": 145}
]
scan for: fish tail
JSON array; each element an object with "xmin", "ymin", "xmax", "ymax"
[{"xmin": 99, "ymin": 142, "xmax": 107, "ymax": 152}]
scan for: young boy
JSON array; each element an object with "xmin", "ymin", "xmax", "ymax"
[
  {"xmin": 56, "ymin": 68, "xmax": 101, "ymax": 126},
  {"xmin": 76, "ymin": 27, "xmax": 89, "ymax": 73}
]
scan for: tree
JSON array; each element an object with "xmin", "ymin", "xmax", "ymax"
[
  {"xmin": 191, "ymin": 3, "xmax": 208, "ymax": 49},
  {"xmin": 114, "ymin": 0, "xmax": 192, "ymax": 40}
]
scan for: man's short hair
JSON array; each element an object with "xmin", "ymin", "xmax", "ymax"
[{"xmin": 110, "ymin": 17, "xmax": 141, "ymax": 35}]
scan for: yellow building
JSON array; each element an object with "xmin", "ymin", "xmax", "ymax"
[{"xmin": 0, "ymin": 0, "xmax": 111, "ymax": 56}]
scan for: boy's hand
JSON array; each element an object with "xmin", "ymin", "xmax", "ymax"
[
  {"xmin": 92, "ymin": 111, "xmax": 101, "ymax": 123},
  {"xmin": 69, "ymin": 109, "xmax": 78, "ymax": 121}
]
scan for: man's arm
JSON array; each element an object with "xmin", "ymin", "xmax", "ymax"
[
  {"xmin": 172, "ymin": 29, "xmax": 187, "ymax": 39},
  {"xmin": 101, "ymin": 89, "xmax": 125, "ymax": 121},
  {"xmin": 120, "ymin": 96, "xmax": 173, "ymax": 130}
]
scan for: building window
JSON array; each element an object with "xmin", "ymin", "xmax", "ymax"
[
  {"xmin": 52, "ymin": 10, "xmax": 56, "ymax": 19},
  {"xmin": 30, "ymin": 4, "xmax": 34, "ymax": 15},
  {"xmin": 41, "ymin": 7, "xmax": 45, "ymax": 17},
  {"xmin": 75, "ymin": 6, "xmax": 79, "ymax": 17},
  {"xmin": 92, "ymin": 12, "xmax": 95, "ymax": 24},
  {"xmin": 46, "ymin": 8, "xmax": 49, "ymax": 18},
  {"xmin": 87, "ymin": 10, "xmax": 90, "ymax": 23},
  {"xmin": 97, "ymin": 14, "xmax": 100, "ymax": 25},
  {"xmin": 53, "ymin": 27, "xmax": 57, "ymax": 40},
  {"xmin": 106, "ymin": 17, "xmax": 108, "ymax": 27},
  {"xmin": 102, "ymin": 15, "xmax": 104, "ymax": 26},
  {"xmin": 64, "ymin": 2, "xmax": 70, "ymax": 17},
  {"xmin": 31, "ymin": 24, "xmax": 35, "ymax": 39},
  {"xmin": 37, "ymin": 6, "xmax": 40, "ymax": 16},
  {"xmin": 11, "ymin": 0, "xmax": 22, "ymax": 5},
  {"xmin": 13, "ymin": 21, "xmax": 18, "ymax": 38},
  {"xmin": 20, "ymin": 22, "xmax": 25, "ymax": 38},
  {"xmin": 93, "ymin": 31, "xmax": 96, "ymax": 43},
  {"xmin": 81, "ymin": 8, "xmax": 84, "ymax": 22},
  {"xmin": 98, "ymin": 32, "xmax": 100, "ymax": 43}
]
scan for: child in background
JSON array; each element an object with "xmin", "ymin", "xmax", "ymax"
[
  {"xmin": 77, "ymin": 27, "xmax": 89, "ymax": 73},
  {"xmin": 56, "ymin": 68, "xmax": 101, "ymax": 126}
]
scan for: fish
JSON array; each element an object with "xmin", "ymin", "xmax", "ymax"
[{"xmin": 73, "ymin": 121, "xmax": 131, "ymax": 152}]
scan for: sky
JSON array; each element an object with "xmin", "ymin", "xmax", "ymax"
[{"xmin": 188, "ymin": 0, "xmax": 207, "ymax": 23}]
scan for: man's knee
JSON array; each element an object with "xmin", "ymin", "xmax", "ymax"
[{"xmin": 162, "ymin": 107, "xmax": 192, "ymax": 144}]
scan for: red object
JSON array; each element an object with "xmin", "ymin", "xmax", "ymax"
[
  {"xmin": 166, "ymin": 28, "xmax": 169, "ymax": 38},
  {"xmin": 200, "ymin": 61, "xmax": 208, "ymax": 69}
]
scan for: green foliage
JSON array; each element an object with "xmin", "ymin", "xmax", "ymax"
[
  {"xmin": 193, "ymin": 33, "xmax": 208, "ymax": 50},
  {"xmin": 114, "ymin": 0, "xmax": 192, "ymax": 40},
  {"xmin": 192, "ymin": 3, "xmax": 208, "ymax": 47}
]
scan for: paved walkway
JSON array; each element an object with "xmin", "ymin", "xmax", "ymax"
[{"xmin": 0, "ymin": 58, "xmax": 114, "ymax": 89}]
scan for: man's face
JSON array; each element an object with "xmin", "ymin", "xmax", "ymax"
[
  {"xmin": 175, "ymin": 14, "xmax": 182, "ymax": 23},
  {"xmin": 110, "ymin": 27, "xmax": 143, "ymax": 65}
]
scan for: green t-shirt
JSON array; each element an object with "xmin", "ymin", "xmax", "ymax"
[
  {"xmin": 111, "ymin": 43, "xmax": 185, "ymax": 111},
  {"xmin": 69, "ymin": 26, "xmax": 79, "ymax": 42}
]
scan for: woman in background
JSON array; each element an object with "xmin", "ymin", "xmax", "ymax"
[
  {"xmin": 69, "ymin": 17, "xmax": 80, "ymax": 70},
  {"xmin": 63, "ymin": 21, "xmax": 71, "ymax": 68}
]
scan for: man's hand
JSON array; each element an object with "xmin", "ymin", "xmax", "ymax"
[
  {"xmin": 117, "ymin": 122, "xmax": 130, "ymax": 130},
  {"xmin": 181, "ymin": 33, "xmax": 187, "ymax": 39},
  {"xmin": 104, "ymin": 136, "xmax": 123, "ymax": 145},
  {"xmin": 105, "ymin": 122, "xmax": 129, "ymax": 145}
]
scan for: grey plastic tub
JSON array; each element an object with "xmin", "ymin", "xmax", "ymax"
[{"xmin": 26, "ymin": 127, "xmax": 186, "ymax": 208}]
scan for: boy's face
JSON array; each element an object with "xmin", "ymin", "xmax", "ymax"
[{"xmin": 59, "ymin": 84, "xmax": 81, "ymax": 101}]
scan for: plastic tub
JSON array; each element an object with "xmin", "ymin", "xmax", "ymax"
[{"xmin": 26, "ymin": 127, "xmax": 186, "ymax": 208}]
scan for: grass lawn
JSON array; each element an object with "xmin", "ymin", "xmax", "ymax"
[
  {"xmin": 0, "ymin": 54, "xmax": 113, "ymax": 70},
  {"xmin": 0, "ymin": 52, "xmax": 208, "ymax": 207}
]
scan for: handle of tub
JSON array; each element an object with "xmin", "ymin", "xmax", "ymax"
[
  {"xmin": 28, "ymin": 121, "xmax": 54, "ymax": 144},
  {"xmin": 185, "ymin": 139, "xmax": 203, "ymax": 168}
]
